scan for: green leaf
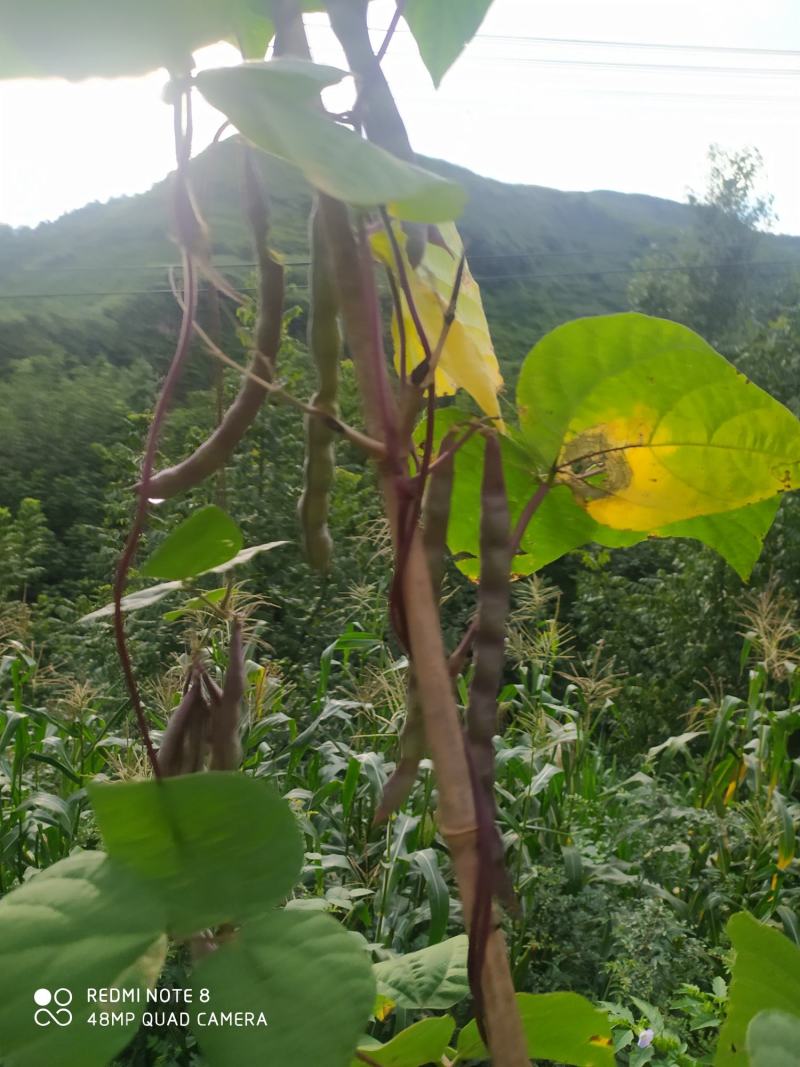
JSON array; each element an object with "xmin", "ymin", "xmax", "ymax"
[
  {"xmin": 141, "ymin": 504, "xmax": 243, "ymax": 580},
  {"xmin": 352, "ymin": 1016, "xmax": 455, "ymax": 1067},
  {"xmin": 0, "ymin": 0, "xmax": 273, "ymax": 80},
  {"xmin": 191, "ymin": 910, "xmax": 375, "ymax": 1067},
  {"xmin": 457, "ymin": 992, "xmax": 614, "ymax": 1066},
  {"xmin": 747, "ymin": 1010, "xmax": 800, "ymax": 1067},
  {"xmin": 517, "ymin": 313, "xmax": 800, "ymax": 531},
  {"xmin": 232, "ymin": 10, "xmax": 273, "ymax": 60},
  {"xmin": 194, "ymin": 61, "xmax": 466, "ymax": 222},
  {"xmin": 81, "ymin": 579, "xmax": 183, "ymax": 622},
  {"xmin": 373, "ymin": 935, "xmax": 468, "ymax": 1011},
  {"xmin": 0, "ymin": 851, "xmax": 167, "ymax": 1067},
  {"xmin": 425, "ymin": 409, "xmax": 639, "ymax": 578},
  {"xmin": 162, "ymin": 586, "xmax": 228, "ymax": 620},
  {"xmin": 404, "ymin": 0, "xmax": 494, "ymax": 87},
  {"xmin": 81, "ymin": 541, "xmax": 288, "ymax": 623},
  {"xmin": 439, "ymin": 313, "xmax": 794, "ymax": 578},
  {"xmin": 444, "ymin": 416, "xmax": 778, "ymax": 578},
  {"xmin": 715, "ymin": 911, "xmax": 800, "ymax": 1066},
  {"xmin": 410, "ymin": 848, "xmax": 450, "ymax": 945},
  {"xmin": 651, "ymin": 496, "xmax": 781, "ymax": 580},
  {"xmin": 89, "ymin": 773, "xmax": 303, "ymax": 936},
  {"xmin": 211, "ymin": 539, "xmax": 288, "ymax": 572}
]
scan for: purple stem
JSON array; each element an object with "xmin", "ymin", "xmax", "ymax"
[{"xmin": 112, "ymin": 89, "xmax": 199, "ymax": 779}]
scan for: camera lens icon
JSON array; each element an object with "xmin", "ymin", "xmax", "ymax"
[{"xmin": 33, "ymin": 988, "xmax": 73, "ymax": 1026}]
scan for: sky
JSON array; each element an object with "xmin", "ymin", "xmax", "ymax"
[{"xmin": 1, "ymin": 0, "xmax": 799, "ymax": 232}]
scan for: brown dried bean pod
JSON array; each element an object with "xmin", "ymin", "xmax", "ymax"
[
  {"xmin": 467, "ymin": 435, "xmax": 515, "ymax": 908},
  {"xmin": 209, "ymin": 618, "xmax": 245, "ymax": 772},
  {"xmin": 376, "ymin": 434, "xmax": 456, "ymax": 820},
  {"xmin": 146, "ymin": 151, "xmax": 284, "ymax": 500},
  {"xmin": 158, "ymin": 672, "xmax": 206, "ymax": 777},
  {"xmin": 467, "ymin": 436, "xmax": 510, "ymax": 781},
  {"xmin": 298, "ymin": 204, "xmax": 341, "ymax": 571},
  {"xmin": 422, "ymin": 431, "xmax": 456, "ymax": 599},
  {"xmin": 374, "ymin": 671, "xmax": 425, "ymax": 823},
  {"xmin": 184, "ymin": 696, "xmax": 211, "ymax": 774}
]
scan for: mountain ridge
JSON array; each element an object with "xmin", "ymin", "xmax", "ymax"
[{"xmin": 1, "ymin": 140, "xmax": 799, "ymax": 373}]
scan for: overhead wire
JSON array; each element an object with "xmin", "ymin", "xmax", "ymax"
[{"xmin": 0, "ymin": 257, "xmax": 797, "ymax": 300}]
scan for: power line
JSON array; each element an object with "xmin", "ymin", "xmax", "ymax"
[
  {"xmin": 319, "ymin": 23, "xmax": 800, "ymax": 78},
  {"xmin": 440, "ymin": 55, "xmax": 800, "ymax": 77},
  {"xmin": 11, "ymin": 243, "xmax": 771, "ymax": 275},
  {"xmin": 0, "ymin": 258, "xmax": 796, "ymax": 300},
  {"xmin": 360, "ymin": 25, "xmax": 800, "ymax": 60}
]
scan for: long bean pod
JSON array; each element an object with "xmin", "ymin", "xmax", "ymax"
[
  {"xmin": 467, "ymin": 435, "xmax": 515, "ymax": 907},
  {"xmin": 158, "ymin": 671, "xmax": 209, "ymax": 777},
  {"xmin": 146, "ymin": 150, "xmax": 284, "ymax": 499},
  {"xmin": 376, "ymin": 433, "xmax": 455, "ymax": 820},
  {"xmin": 209, "ymin": 618, "xmax": 245, "ymax": 771},
  {"xmin": 298, "ymin": 202, "xmax": 341, "ymax": 571}
]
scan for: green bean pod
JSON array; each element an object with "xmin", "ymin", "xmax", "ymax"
[
  {"xmin": 376, "ymin": 434, "xmax": 456, "ymax": 821},
  {"xmin": 298, "ymin": 203, "xmax": 341, "ymax": 572}
]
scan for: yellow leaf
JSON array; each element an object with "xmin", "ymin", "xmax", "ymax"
[
  {"xmin": 590, "ymin": 1035, "xmax": 614, "ymax": 1048},
  {"xmin": 372, "ymin": 223, "xmax": 503, "ymax": 422},
  {"xmin": 373, "ymin": 993, "xmax": 396, "ymax": 1021},
  {"xmin": 523, "ymin": 315, "xmax": 800, "ymax": 534},
  {"xmin": 560, "ymin": 403, "xmax": 792, "ymax": 531}
]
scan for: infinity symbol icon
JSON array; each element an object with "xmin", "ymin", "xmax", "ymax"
[{"xmin": 33, "ymin": 987, "xmax": 73, "ymax": 1027}]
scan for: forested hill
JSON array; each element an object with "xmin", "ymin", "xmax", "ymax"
[{"xmin": 3, "ymin": 138, "xmax": 800, "ymax": 377}]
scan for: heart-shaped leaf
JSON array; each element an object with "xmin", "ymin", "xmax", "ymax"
[
  {"xmin": 517, "ymin": 313, "xmax": 800, "ymax": 531},
  {"xmin": 190, "ymin": 909, "xmax": 375, "ymax": 1067},
  {"xmin": 436, "ymin": 312, "xmax": 796, "ymax": 579},
  {"xmin": 457, "ymin": 991, "xmax": 614, "ymax": 1066},
  {"xmin": 141, "ymin": 504, "xmax": 243, "ymax": 580},
  {"xmin": 747, "ymin": 1009, "xmax": 800, "ymax": 1067},
  {"xmin": 89, "ymin": 773, "xmax": 303, "ymax": 935},
  {"xmin": 0, "ymin": 851, "xmax": 167, "ymax": 1067},
  {"xmin": 715, "ymin": 911, "xmax": 800, "ymax": 1066},
  {"xmin": 353, "ymin": 1016, "xmax": 455, "ymax": 1067},
  {"xmin": 0, "ymin": 0, "xmax": 272, "ymax": 79},
  {"xmin": 373, "ymin": 935, "xmax": 468, "ymax": 1011},
  {"xmin": 195, "ymin": 61, "xmax": 466, "ymax": 222}
]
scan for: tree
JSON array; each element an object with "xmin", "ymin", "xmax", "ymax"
[{"xmin": 628, "ymin": 145, "xmax": 775, "ymax": 344}]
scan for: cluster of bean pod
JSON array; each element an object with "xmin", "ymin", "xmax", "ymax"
[{"xmin": 158, "ymin": 618, "xmax": 245, "ymax": 776}]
